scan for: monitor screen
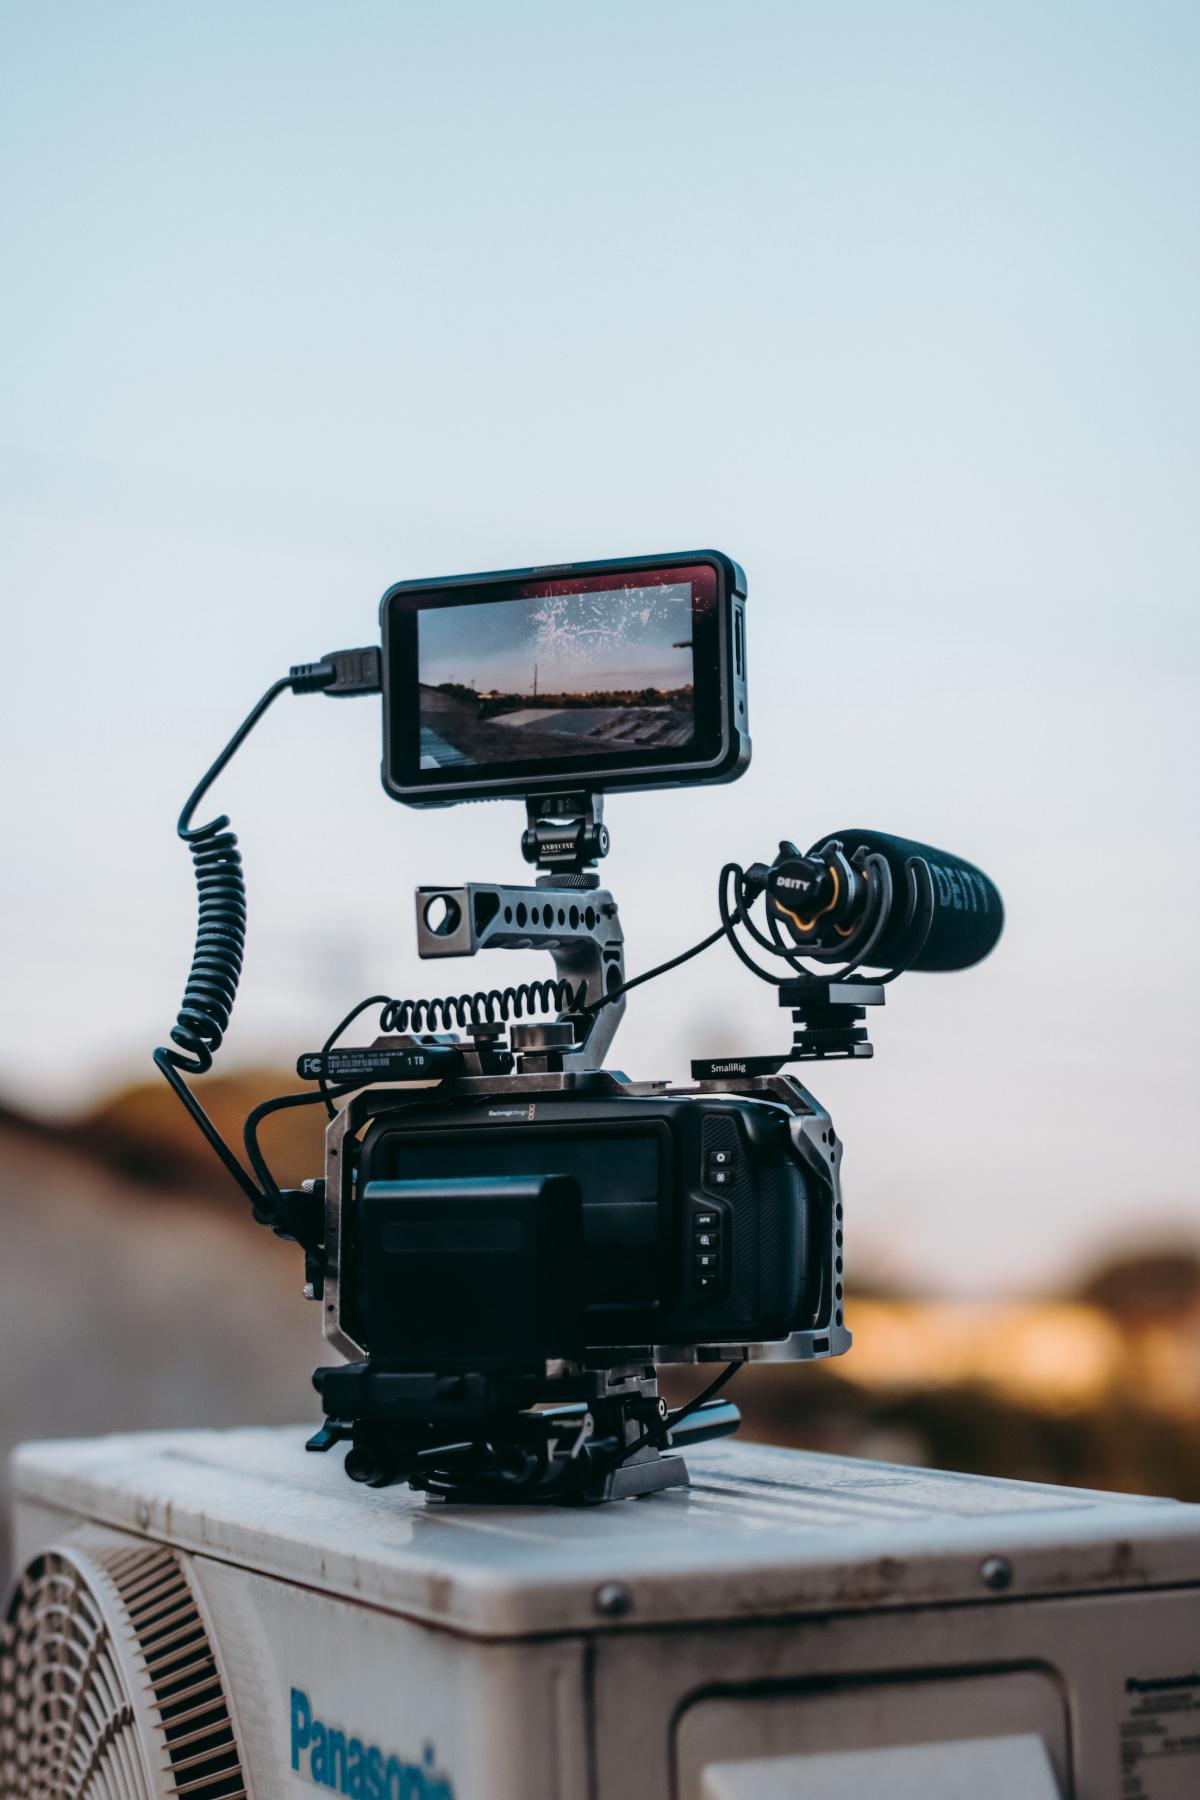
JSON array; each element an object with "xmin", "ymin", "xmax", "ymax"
[{"xmin": 416, "ymin": 579, "xmax": 698, "ymax": 773}]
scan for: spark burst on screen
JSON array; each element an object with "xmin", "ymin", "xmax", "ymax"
[{"xmin": 529, "ymin": 587, "xmax": 686, "ymax": 680}]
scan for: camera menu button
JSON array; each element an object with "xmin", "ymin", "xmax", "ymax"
[{"xmin": 692, "ymin": 1200, "xmax": 725, "ymax": 1298}]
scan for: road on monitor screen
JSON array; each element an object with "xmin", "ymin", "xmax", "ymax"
[{"xmin": 419, "ymin": 704, "xmax": 692, "ymax": 768}]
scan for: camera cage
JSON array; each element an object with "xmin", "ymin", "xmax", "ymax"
[{"xmin": 299, "ymin": 791, "xmax": 857, "ymax": 1503}]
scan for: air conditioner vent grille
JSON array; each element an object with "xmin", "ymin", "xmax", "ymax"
[{"xmin": 1, "ymin": 1540, "xmax": 247, "ymax": 1800}]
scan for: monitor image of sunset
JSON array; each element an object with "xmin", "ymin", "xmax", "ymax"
[{"xmin": 417, "ymin": 582, "xmax": 697, "ymax": 768}]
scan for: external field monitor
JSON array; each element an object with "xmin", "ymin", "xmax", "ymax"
[{"xmin": 379, "ymin": 549, "xmax": 749, "ymax": 803}]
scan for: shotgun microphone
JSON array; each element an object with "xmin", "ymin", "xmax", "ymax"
[{"xmin": 765, "ymin": 828, "xmax": 1004, "ymax": 974}]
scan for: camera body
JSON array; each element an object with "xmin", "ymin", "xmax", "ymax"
[{"xmin": 321, "ymin": 1075, "xmax": 847, "ymax": 1375}]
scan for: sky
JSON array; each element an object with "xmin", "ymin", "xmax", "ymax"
[
  {"xmin": 418, "ymin": 583, "xmax": 694, "ymax": 694},
  {"xmin": 1, "ymin": 1, "xmax": 1197, "ymax": 1296}
]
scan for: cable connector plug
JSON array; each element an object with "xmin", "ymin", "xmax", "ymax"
[
  {"xmin": 741, "ymin": 861, "xmax": 773, "ymax": 902},
  {"xmin": 289, "ymin": 645, "xmax": 382, "ymax": 697}
]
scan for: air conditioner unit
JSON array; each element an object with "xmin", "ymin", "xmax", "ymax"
[{"xmin": 4, "ymin": 1426, "xmax": 1200, "ymax": 1798}]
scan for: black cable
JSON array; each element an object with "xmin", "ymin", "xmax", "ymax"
[
  {"xmin": 720, "ymin": 851, "xmax": 908, "ymax": 990},
  {"xmin": 581, "ymin": 846, "xmax": 896, "ymax": 1025},
  {"xmin": 316, "ymin": 994, "xmax": 394, "ymax": 1119},
  {"xmin": 153, "ymin": 676, "xmax": 296, "ymax": 1203},
  {"xmin": 174, "ymin": 676, "xmax": 295, "ymax": 851},
  {"xmin": 577, "ymin": 870, "xmax": 767, "ymax": 1019},
  {"xmin": 876, "ymin": 858, "xmax": 935, "ymax": 983},
  {"xmin": 153, "ymin": 649, "xmax": 379, "ymax": 1203},
  {"xmin": 152, "ymin": 1052, "xmax": 262, "ymax": 1203},
  {"xmin": 620, "ymin": 1362, "xmax": 742, "ymax": 1464},
  {"xmin": 577, "ymin": 924, "xmax": 727, "ymax": 1016},
  {"xmin": 312, "ymin": 918, "xmax": 738, "ymax": 1092},
  {"xmin": 718, "ymin": 862, "xmax": 796, "ymax": 987},
  {"xmin": 243, "ymin": 1080, "xmax": 361, "ymax": 1208},
  {"xmin": 313, "ymin": 980, "xmax": 591, "ymax": 1118},
  {"xmin": 380, "ymin": 980, "xmax": 587, "ymax": 1035}
]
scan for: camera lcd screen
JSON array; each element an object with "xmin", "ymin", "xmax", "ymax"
[{"xmin": 381, "ymin": 553, "xmax": 747, "ymax": 801}]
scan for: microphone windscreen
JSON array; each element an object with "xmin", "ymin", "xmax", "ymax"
[{"xmin": 809, "ymin": 829, "xmax": 1004, "ymax": 972}]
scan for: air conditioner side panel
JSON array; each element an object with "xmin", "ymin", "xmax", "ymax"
[
  {"xmin": 591, "ymin": 1586, "xmax": 1200, "ymax": 1800},
  {"xmin": 10, "ymin": 1497, "xmax": 73, "ymax": 1574},
  {"xmin": 188, "ymin": 1552, "xmax": 590, "ymax": 1800}
]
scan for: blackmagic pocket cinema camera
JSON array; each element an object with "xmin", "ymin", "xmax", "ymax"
[{"xmin": 155, "ymin": 550, "xmax": 1004, "ymax": 1504}]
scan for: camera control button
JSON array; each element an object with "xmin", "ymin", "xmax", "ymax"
[
  {"xmin": 704, "ymin": 1150, "xmax": 738, "ymax": 1189},
  {"xmin": 695, "ymin": 1252, "xmax": 718, "ymax": 1269},
  {"xmin": 697, "ymin": 1274, "xmax": 717, "ymax": 1292},
  {"xmin": 695, "ymin": 1210, "xmax": 719, "ymax": 1228},
  {"xmin": 695, "ymin": 1231, "xmax": 717, "ymax": 1249}
]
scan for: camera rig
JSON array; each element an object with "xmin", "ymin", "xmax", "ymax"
[
  {"xmin": 294, "ymin": 795, "xmax": 873, "ymax": 1504},
  {"xmin": 153, "ymin": 565, "xmax": 1002, "ymax": 1507}
]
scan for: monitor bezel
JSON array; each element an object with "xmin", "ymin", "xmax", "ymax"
[{"xmin": 379, "ymin": 549, "xmax": 749, "ymax": 805}]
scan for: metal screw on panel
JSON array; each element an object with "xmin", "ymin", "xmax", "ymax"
[
  {"xmin": 594, "ymin": 1582, "xmax": 633, "ymax": 1619},
  {"xmin": 303, "ymin": 1282, "xmax": 316, "ymax": 1300},
  {"xmin": 980, "ymin": 1555, "xmax": 1013, "ymax": 1591}
]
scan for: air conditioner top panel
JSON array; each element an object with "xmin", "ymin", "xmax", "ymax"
[{"xmin": 13, "ymin": 1426, "xmax": 1200, "ymax": 1640}]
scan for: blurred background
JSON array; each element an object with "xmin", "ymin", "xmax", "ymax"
[{"xmin": 2, "ymin": 1, "xmax": 1198, "ymax": 1566}]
